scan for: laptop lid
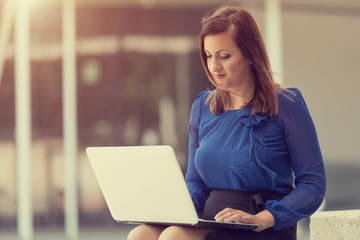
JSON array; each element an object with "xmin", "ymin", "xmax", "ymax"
[{"xmin": 86, "ymin": 145, "xmax": 199, "ymax": 225}]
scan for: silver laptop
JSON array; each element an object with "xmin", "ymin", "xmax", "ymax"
[{"xmin": 86, "ymin": 145, "xmax": 258, "ymax": 230}]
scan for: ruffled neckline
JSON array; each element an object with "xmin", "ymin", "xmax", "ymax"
[{"xmin": 236, "ymin": 108, "xmax": 269, "ymax": 128}]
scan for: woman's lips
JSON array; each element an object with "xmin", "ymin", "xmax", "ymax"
[{"xmin": 213, "ymin": 74, "xmax": 225, "ymax": 79}]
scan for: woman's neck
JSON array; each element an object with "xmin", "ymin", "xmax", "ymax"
[{"xmin": 227, "ymin": 78, "xmax": 255, "ymax": 110}]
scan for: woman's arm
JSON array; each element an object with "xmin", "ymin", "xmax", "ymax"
[
  {"xmin": 265, "ymin": 88, "xmax": 326, "ymax": 230},
  {"xmin": 185, "ymin": 92, "xmax": 210, "ymax": 217}
]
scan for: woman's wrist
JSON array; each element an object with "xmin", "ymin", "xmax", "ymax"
[{"xmin": 255, "ymin": 210, "xmax": 275, "ymax": 231}]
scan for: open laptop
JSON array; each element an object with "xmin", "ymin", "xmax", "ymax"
[{"xmin": 86, "ymin": 145, "xmax": 258, "ymax": 230}]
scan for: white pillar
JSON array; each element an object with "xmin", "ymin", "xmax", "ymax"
[
  {"xmin": 14, "ymin": 0, "xmax": 33, "ymax": 239},
  {"xmin": 265, "ymin": 0, "xmax": 284, "ymax": 84},
  {"xmin": 62, "ymin": 0, "xmax": 79, "ymax": 238},
  {"xmin": 159, "ymin": 97, "xmax": 178, "ymax": 146},
  {"xmin": 0, "ymin": 0, "xmax": 14, "ymax": 86}
]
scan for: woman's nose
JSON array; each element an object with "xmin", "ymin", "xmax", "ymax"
[{"xmin": 209, "ymin": 58, "xmax": 221, "ymax": 72}]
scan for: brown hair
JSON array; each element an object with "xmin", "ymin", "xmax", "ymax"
[{"xmin": 200, "ymin": 5, "xmax": 286, "ymax": 117}]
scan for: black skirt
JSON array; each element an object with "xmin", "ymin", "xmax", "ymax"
[{"xmin": 203, "ymin": 189, "xmax": 297, "ymax": 240}]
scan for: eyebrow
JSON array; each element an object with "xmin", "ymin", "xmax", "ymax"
[{"xmin": 204, "ymin": 49, "xmax": 229, "ymax": 54}]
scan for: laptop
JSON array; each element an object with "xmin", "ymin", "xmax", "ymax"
[{"xmin": 86, "ymin": 145, "xmax": 258, "ymax": 230}]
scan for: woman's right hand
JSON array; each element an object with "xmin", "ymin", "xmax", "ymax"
[{"xmin": 214, "ymin": 208, "xmax": 275, "ymax": 232}]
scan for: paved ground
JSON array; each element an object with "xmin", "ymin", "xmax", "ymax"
[{"xmin": 0, "ymin": 224, "xmax": 309, "ymax": 240}]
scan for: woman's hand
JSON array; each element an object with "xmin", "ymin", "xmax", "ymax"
[{"xmin": 214, "ymin": 208, "xmax": 275, "ymax": 232}]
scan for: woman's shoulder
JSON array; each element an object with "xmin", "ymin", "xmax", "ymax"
[
  {"xmin": 276, "ymin": 87, "xmax": 311, "ymax": 120},
  {"xmin": 192, "ymin": 91, "xmax": 211, "ymax": 106},
  {"xmin": 189, "ymin": 91, "xmax": 211, "ymax": 126},
  {"xmin": 277, "ymin": 87, "xmax": 307, "ymax": 108},
  {"xmin": 195, "ymin": 91, "xmax": 211, "ymax": 100}
]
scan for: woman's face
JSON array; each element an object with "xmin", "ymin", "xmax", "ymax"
[{"xmin": 204, "ymin": 31, "xmax": 252, "ymax": 91}]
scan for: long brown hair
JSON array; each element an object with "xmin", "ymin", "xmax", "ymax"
[{"xmin": 200, "ymin": 5, "xmax": 284, "ymax": 117}]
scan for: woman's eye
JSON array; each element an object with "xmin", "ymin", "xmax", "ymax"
[
  {"xmin": 220, "ymin": 55, "xmax": 230, "ymax": 59},
  {"xmin": 206, "ymin": 55, "xmax": 212, "ymax": 59}
]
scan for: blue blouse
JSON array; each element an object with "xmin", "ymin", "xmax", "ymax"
[{"xmin": 185, "ymin": 88, "xmax": 326, "ymax": 230}]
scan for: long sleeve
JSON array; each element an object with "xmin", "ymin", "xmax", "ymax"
[
  {"xmin": 185, "ymin": 92, "xmax": 210, "ymax": 217},
  {"xmin": 265, "ymin": 88, "xmax": 326, "ymax": 230}
]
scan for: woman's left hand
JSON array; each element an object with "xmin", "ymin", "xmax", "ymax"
[{"xmin": 214, "ymin": 208, "xmax": 275, "ymax": 232}]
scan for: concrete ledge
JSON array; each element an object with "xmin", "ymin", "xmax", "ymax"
[{"xmin": 310, "ymin": 209, "xmax": 360, "ymax": 240}]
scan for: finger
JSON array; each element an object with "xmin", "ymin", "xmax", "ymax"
[
  {"xmin": 214, "ymin": 208, "xmax": 233, "ymax": 219},
  {"xmin": 216, "ymin": 210, "xmax": 249, "ymax": 222},
  {"xmin": 214, "ymin": 208, "xmax": 235, "ymax": 220},
  {"xmin": 215, "ymin": 211, "xmax": 235, "ymax": 222},
  {"xmin": 215, "ymin": 208, "xmax": 249, "ymax": 219},
  {"xmin": 223, "ymin": 213, "xmax": 245, "ymax": 223}
]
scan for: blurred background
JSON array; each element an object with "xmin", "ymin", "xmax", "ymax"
[{"xmin": 0, "ymin": 0, "xmax": 359, "ymax": 239}]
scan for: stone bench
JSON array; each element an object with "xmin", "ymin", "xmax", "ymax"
[{"xmin": 310, "ymin": 209, "xmax": 360, "ymax": 240}]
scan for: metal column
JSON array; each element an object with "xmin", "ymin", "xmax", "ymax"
[
  {"xmin": 14, "ymin": 0, "xmax": 33, "ymax": 238},
  {"xmin": 62, "ymin": 0, "xmax": 79, "ymax": 238}
]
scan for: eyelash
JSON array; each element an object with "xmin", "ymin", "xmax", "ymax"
[{"xmin": 206, "ymin": 54, "xmax": 230, "ymax": 60}]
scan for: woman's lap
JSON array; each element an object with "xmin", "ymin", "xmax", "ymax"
[
  {"xmin": 128, "ymin": 189, "xmax": 297, "ymax": 240},
  {"xmin": 128, "ymin": 224, "xmax": 214, "ymax": 240},
  {"xmin": 128, "ymin": 224, "xmax": 296, "ymax": 240},
  {"xmin": 127, "ymin": 224, "xmax": 166, "ymax": 240},
  {"xmin": 159, "ymin": 225, "xmax": 214, "ymax": 240}
]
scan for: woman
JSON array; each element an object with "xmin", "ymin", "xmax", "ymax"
[{"xmin": 128, "ymin": 5, "xmax": 326, "ymax": 240}]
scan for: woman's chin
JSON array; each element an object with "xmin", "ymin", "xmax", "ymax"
[{"xmin": 215, "ymin": 82, "xmax": 229, "ymax": 90}]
